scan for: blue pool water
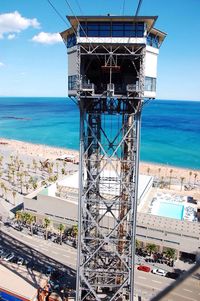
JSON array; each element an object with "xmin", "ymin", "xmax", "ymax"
[{"xmin": 156, "ymin": 202, "xmax": 184, "ymax": 220}]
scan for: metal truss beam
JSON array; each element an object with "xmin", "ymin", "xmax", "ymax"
[{"xmin": 76, "ymin": 46, "xmax": 145, "ymax": 301}]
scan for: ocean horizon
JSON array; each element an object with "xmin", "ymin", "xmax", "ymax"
[{"xmin": 0, "ymin": 97, "xmax": 200, "ymax": 170}]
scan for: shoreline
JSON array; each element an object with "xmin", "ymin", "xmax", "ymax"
[{"xmin": 0, "ymin": 137, "xmax": 200, "ymax": 183}]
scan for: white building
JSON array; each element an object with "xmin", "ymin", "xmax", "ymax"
[{"xmin": 24, "ymin": 171, "xmax": 153, "ymax": 226}]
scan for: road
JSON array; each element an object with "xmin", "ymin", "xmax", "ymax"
[{"xmin": 0, "ymin": 225, "xmax": 199, "ymax": 301}]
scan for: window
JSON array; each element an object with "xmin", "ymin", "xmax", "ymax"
[
  {"xmin": 79, "ymin": 21, "xmax": 144, "ymax": 38},
  {"xmin": 147, "ymin": 33, "xmax": 159, "ymax": 48},
  {"xmin": 145, "ymin": 77, "xmax": 156, "ymax": 92},
  {"xmin": 68, "ymin": 75, "xmax": 77, "ymax": 90},
  {"xmin": 67, "ymin": 33, "xmax": 76, "ymax": 48}
]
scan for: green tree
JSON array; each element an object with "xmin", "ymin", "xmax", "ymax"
[
  {"xmin": 44, "ymin": 217, "xmax": 51, "ymax": 240},
  {"xmin": 71, "ymin": 224, "xmax": 78, "ymax": 238},
  {"xmin": 58, "ymin": 223, "xmax": 65, "ymax": 245},
  {"xmin": 188, "ymin": 171, "xmax": 192, "ymax": 185},
  {"xmin": 169, "ymin": 169, "xmax": 173, "ymax": 189},
  {"xmin": 180, "ymin": 177, "xmax": 185, "ymax": 191},
  {"xmin": 194, "ymin": 172, "xmax": 198, "ymax": 186},
  {"xmin": 12, "ymin": 191, "xmax": 17, "ymax": 206},
  {"xmin": 136, "ymin": 239, "xmax": 141, "ymax": 250},
  {"xmin": 16, "ymin": 210, "xmax": 23, "ymax": 225},
  {"xmin": 146, "ymin": 243, "xmax": 157, "ymax": 255},
  {"xmin": 164, "ymin": 248, "xmax": 176, "ymax": 260},
  {"xmin": 26, "ymin": 213, "xmax": 35, "ymax": 236}
]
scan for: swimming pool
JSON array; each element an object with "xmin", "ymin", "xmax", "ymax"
[{"xmin": 155, "ymin": 202, "xmax": 184, "ymax": 220}]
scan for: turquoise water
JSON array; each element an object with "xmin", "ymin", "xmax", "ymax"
[
  {"xmin": 156, "ymin": 202, "xmax": 184, "ymax": 220},
  {"xmin": 0, "ymin": 97, "xmax": 200, "ymax": 169}
]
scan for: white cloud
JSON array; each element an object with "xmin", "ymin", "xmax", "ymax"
[
  {"xmin": 0, "ymin": 62, "xmax": 5, "ymax": 67},
  {"xmin": 7, "ymin": 33, "xmax": 16, "ymax": 40},
  {"xmin": 32, "ymin": 32, "xmax": 62, "ymax": 45},
  {"xmin": 0, "ymin": 11, "xmax": 40, "ymax": 39}
]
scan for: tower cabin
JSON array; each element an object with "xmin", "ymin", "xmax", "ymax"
[{"xmin": 61, "ymin": 16, "xmax": 166, "ymax": 99}]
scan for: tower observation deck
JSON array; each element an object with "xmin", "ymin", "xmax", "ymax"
[{"xmin": 61, "ymin": 15, "xmax": 166, "ymax": 301}]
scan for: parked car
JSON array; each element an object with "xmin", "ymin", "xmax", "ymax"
[
  {"xmin": 13, "ymin": 225, "xmax": 23, "ymax": 231},
  {"xmin": 4, "ymin": 252, "xmax": 15, "ymax": 262},
  {"xmin": 165, "ymin": 272, "xmax": 179, "ymax": 279},
  {"xmin": 45, "ymin": 267, "xmax": 53, "ymax": 277},
  {"xmin": 17, "ymin": 257, "xmax": 24, "ymax": 265},
  {"xmin": 152, "ymin": 268, "xmax": 167, "ymax": 276},
  {"xmin": 137, "ymin": 265, "xmax": 151, "ymax": 272},
  {"xmin": 10, "ymin": 256, "xmax": 18, "ymax": 264}
]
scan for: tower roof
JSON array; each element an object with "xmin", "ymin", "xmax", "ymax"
[{"xmin": 67, "ymin": 15, "xmax": 158, "ymax": 31}]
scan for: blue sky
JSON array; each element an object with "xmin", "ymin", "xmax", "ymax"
[{"xmin": 0, "ymin": 0, "xmax": 199, "ymax": 100}]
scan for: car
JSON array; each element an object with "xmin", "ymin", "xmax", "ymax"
[
  {"xmin": 13, "ymin": 225, "xmax": 23, "ymax": 231},
  {"xmin": 17, "ymin": 257, "xmax": 24, "ymax": 265},
  {"xmin": 3, "ymin": 252, "xmax": 15, "ymax": 262},
  {"xmin": 10, "ymin": 256, "xmax": 18, "ymax": 264},
  {"xmin": 137, "ymin": 265, "xmax": 151, "ymax": 272},
  {"xmin": 165, "ymin": 272, "xmax": 179, "ymax": 279},
  {"xmin": 152, "ymin": 268, "xmax": 167, "ymax": 276},
  {"xmin": 45, "ymin": 267, "xmax": 53, "ymax": 277}
]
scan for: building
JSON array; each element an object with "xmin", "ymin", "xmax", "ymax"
[
  {"xmin": 24, "ymin": 172, "xmax": 153, "ymax": 227},
  {"xmin": 61, "ymin": 16, "xmax": 166, "ymax": 99},
  {"xmin": 24, "ymin": 173, "xmax": 200, "ymax": 259}
]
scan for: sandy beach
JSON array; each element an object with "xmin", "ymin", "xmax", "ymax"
[{"xmin": 0, "ymin": 137, "xmax": 199, "ymax": 182}]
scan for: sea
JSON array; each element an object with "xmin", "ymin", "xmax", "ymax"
[{"xmin": 0, "ymin": 97, "xmax": 199, "ymax": 170}]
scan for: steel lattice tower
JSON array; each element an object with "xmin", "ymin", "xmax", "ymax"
[{"xmin": 61, "ymin": 15, "xmax": 166, "ymax": 301}]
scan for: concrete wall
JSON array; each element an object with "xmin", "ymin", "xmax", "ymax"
[
  {"xmin": 145, "ymin": 46, "xmax": 159, "ymax": 78},
  {"xmin": 24, "ymin": 194, "xmax": 78, "ymax": 226}
]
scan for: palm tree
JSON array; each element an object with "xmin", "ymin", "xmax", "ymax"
[
  {"xmin": 164, "ymin": 248, "xmax": 176, "ymax": 260},
  {"xmin": 19, "ymin": 172, "xmax": 24, "ymax": 194},
  {"xmin": 56, "ymin": 162, "xmax": 59, "ymax": 174},
  {"xmin": 33, "ymin": 181, "xmax": 38, "ymax": 190},
  {"xmin": 0, "ymin": 182, "xmax": 5, "ymax": 198},
  {"xmin": 194, "ymin": 172, "xmax": 198, "ymax": 186},
  {"xmin": 136, "ymin": 239, "xmax": 141, "ymax": 250},
  {"xmin": 16, "ymin": 210, "xmax": 23, "ymax": 225},
  {"xmin": 32, "ymin": 159, "xmax": 37, "ymax": 173},
  {"xmin": 72, "ymin": 224, "xmax": 78, "ymax": 238},
  {"xmin": 146, "ymin": 243, "xmax": 157, "ymax": 255},
  {"xmin": 189, "ymin": 171, "xmax": 192, "ymax": 185},
  {"xmin": 12, "ymin": 191, "xmax": 17, "ymax": 206},
  {"xmin": 169, "ymin": 169, "xmax": 173, "ymax": 189},
  {"xmin": 25, "ymin": 183, "xmax": 29, "ymax": 194},
  {"xmin": 0, "ymin": 155, "xmax": 4, "ymax": 170},
  {"xmin": 160, "ymin": 176, "xmax": 164, "ymax": 189},
  {"xmin": 44, "ymin": 217, "xmax": 51, "ymax": 240},
  {"xmin": 180, "ymin": 177, "xmax": 185, "ymax": 191},
  {"xmin": 58, "ymin": 223, "xmax": 65, "ymax": 245},
  {"xmin": 3, "ymin": 184, "xmax": 8, "ymax": 201},
  {"xmin": 26, "ymin": 213, "xmax": 35, "ymax": 236},
  {"xmin": 11, "ymin": 168, "xmax": 15, "ymax": 184}
]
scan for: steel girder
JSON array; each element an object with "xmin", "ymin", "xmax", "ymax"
[{"xmin": 76, "ymin": 47, "xmax": 145, "ymax": 301}]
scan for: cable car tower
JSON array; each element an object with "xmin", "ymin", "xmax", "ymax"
[{"xmin": 61, "ymin": 14, "xmax": 166, "ymax": 301}]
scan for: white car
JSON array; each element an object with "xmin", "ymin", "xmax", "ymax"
[
  {"xmin": 4, "ymin": 252, "xmax": 15, "ymax": 262},
  {"xmin": 152, "ymin": 268, "xmax": 167, "ymax": 276}
]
